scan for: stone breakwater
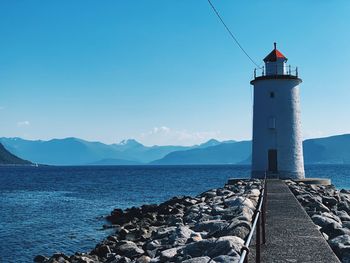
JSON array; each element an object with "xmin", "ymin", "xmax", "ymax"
[
  {"xmin": 35, "ymin": 179, "xmax": 262, "ymax": 263},
  {"xmin": 287, "ymin": 180, "xmax": 350, "ymax": 263}
]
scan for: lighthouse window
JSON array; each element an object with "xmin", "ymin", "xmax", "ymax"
[{"xmin": 270, "ymin": 92, "xmax": 275, "ymax": 98}]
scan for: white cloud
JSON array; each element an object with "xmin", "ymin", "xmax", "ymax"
[
  {"xmin": 17, "ymin": 121, "xmax": 30, "ymax": 127},
  {"xmin": 140, "ymin": 126, "xmax": 221, "ymax": 146}
]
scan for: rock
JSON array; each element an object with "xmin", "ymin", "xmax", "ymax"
[
  {"xmin": 136, "ymin": 255, "xmax": 151, "ymax": 263},
  {"xmin": 159, "ymin": 247, "xmax": 181, "ymax": 262},
  {"xmin": 167, "ymin": 215, "xmax": 183, "ymax": 226},
  {"xmin": 48, "ymin": 257, "xmax": 70, "ymax": 263},
  {"xmin": 70, "ymin": 253, "xmax": 100, "ymax": 263},
  {"xmin": 182, "ymin": 256, "xmax": 211, "ymax": 263},
  {"xmin": 211, "ymin": 206, "xmax": 226, "ymax": 216},
  {"xmin": 44, "ymin": 180, "xmax": 264, "ymax": 263},
  {"xmin": 193, "ymin": 220, "xmax": 229, "ymax": 235},
  {"xmin": 107, "ymin": 255, "xmax": 131, "ymax": 263},
  {"xmin": 226, "ymin": 225, "xmax": 250, "ymax": 239},
  {"xmin": 327, "ymin": 227, "xmax": 350, "ymax": 240},
  {"xmin": 169, "ymin": 226, "xmax": 194, "ymax": 245},
  {"xmin": 125, "ymin": 229, "xmax": 143, "ymax": 241},
  {"xmin": 200, "ymin": 190, "xmax": 217, "ymax": 199},
  {"xmin": 188, "ymin": 232, "xmax": 202, "ymax": 242},
  {"xmin": 34, "ymin": 255, "xmax": 48, "ymax": 263},
  {"xmin": 181, "ymin": 236, "xmax": 243, "ymax": 259},
  {"xmin": 213, "ymin": 254, "xmax": 240, "ymax": 263},
  {"xmin": 322, "ymin": 196, "xmax": 338, "ymax": 207},
  {"xmin": 224, "ymin": 197, "xmax": 255, "ymax": 210},
  {"xmin": 214, "ymin": 218, "xmax": 251, "ymax": 239},
  {"xmin": 149, "ymin": 257, "xmax": 161, "ymax": 263},
  {"xmin": 119, "ymin": 228, "xmax": 130, "ymax": 239},
  {"xmin": 329, "ymin": 235, "xmax": 350, "ymax": 261},
  {"xmin": 47, "ymin": 253, "xmax": 70, "ymax": 263},
  {"xmin": 321, "ymin": 212, "xmax": 342, "ymax": 224},
  {"xmin": 217, "ymin": 189, "xmax": 234, "ymax": 197},
  {"xmin": 207, "ymin": 236, "xmax": 244, "ymax": 258},
  {"xmin": 339, "ymin": 201, "xmax": 350, "ymax": 214},
  {"xmin": 311, "ymin": 214, "xmax": 342, "ymax": 229},
  {"xmin": 107, "ymin": 209, "xmax": 129, "ymax": 225},
  {"xmin": 95, "ymin": 244, "xmax": 111, "ymax": 258},
  {"xmin": 115, "ymin": 241, "xmax": 145, "ymax": 259},
  {"xmin": 237, "ymin": 207, "xmax": 254, "ymax": 221},
  {"xmin": 322, "ymin": 232, "xmax": 329, "ymax": 240},
  {"xmin": 344, "ymin": 222, "xmax": 350, "ymax": 229},
  {"xmin": 181, "ymin": 238, "xmax": 216, "ymax": 258},
  {"xmin": 306, "ymin": 201, "xmax": 330, "ymax": 213},
  {"xmin": 152, "ymin": 226, "xmax": 176, "ymax": 239},
  {"xmin": 108, "ymin": 235, "xmax": 119, "ymax": 243},
  {"xmin": 145, "ymin": 240, "xmax": 161, "ymax": 251},
  {"xmin": 337, "ymin": 210, "xmax": 350, "ymax": 222}
]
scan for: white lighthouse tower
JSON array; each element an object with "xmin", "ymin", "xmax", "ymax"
[{"xmin": 251, "ymin": 43, "xmax": 305, "ymax": 179}]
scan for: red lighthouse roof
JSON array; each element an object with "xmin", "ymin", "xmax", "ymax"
[{"xmin": 263, "ymin": 43, "xmax": 287, "ymax": 62}]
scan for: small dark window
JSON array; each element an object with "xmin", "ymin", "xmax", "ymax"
[{"xmin": 270, "ymin": 92, "xmax": 275, "ymax": 98}]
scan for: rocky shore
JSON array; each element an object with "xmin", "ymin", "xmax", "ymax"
[
  {"xmin": 35, "ymin": 179, "xmax": 262, "ymax": 263},
  {"xmin": 287, "ymin": 180, "xmax": 350, "ymax": 262}
]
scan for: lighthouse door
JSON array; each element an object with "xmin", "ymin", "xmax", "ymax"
[{"xmin": 268, "ymin": 149, "xmax": 278, "ymax": 172}]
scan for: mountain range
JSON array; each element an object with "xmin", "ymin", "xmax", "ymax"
[
  {"xmin": 0, "ymin": 134, "xmax": 349, "ymax": 166},
  {"xmin": 0, "ymin": 143, "xmax": 31, "ymax": 165}
]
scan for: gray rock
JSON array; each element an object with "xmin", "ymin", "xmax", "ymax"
[
  {"xmin": 188, "ymin": 232, "xmax": 203, "ymax": 242},
  {"xmin": 136, "ymin": 255, "xmax": 151, "ymax": 263},
  {"xmin": 306, "ymin": 201, "xmax": 330, "ymax": 213},
  {"xmin": 169, "ymin": 226, "xmax": 194, "ymax": 246},
  {"xmin": 180, "ymin": 235, "xmax": 244, "ymax": 259},
  {"xmin": 327, "ymin": 227, "xmax": 350, "ymax": 240},
  {"xmin": 181, "ymin": 238, "xmax": 216, "ymax": 258},
  {"xmin": 213, "ymin": 254, "xmax": 240, "ymax": 263},
  {"xmin": 200, "ymin": 190, "xmax": 217, "ymax": 199},
  {"xmin": 321, "ymin": 212, "xmax": 342, "ymax": 224},
  {"xmin": 337, "ymin": 210, "xmax": 350, "ymax": 222},
  {"xmin": 145, "ymin": 240, "xmax": 161, "ymax": 251},
  {"xmin": 339, "ymin": 201, "xmax": 350, "ymax": 214},
  {"xmin": 329, "ymin": 234, "xmax": 350, "ymax": 261},
  {"xmin": 212, "ymin": 218, "xmax": 251, "ymax": 239},
  {"xmin": 115, "ymin": 241, "xmax": 145, "ymax": 259},
  {"xmin": 167, "ymin": 215, "xmax": 183, "ymax": 226},
  {"xmin": 224, "ymin": 197, "xmax": 255, "ymax": 210},
  {"xmin": 152, "ymin": 226, "xmax": 176, "ymax": 239},
  {"xmin": 211, "ymin": 206, "xmax": 226, "ymax": 216},
  {"xmin": 159, "ymin": 247, "xmax": 179, "ymax": 262},
  {"xmin": 207, "ymin": 236, "xmax": 244, "ymax": 258},
  {"xmin": 311, "ymin": 214, "xmax": 342, "ymax": 229},
  {"xmin": 216, "ymin": 189, "xmax": 234, "ymax": 197},
  {"xmin": 322, "ymin": 196, "xmax": 338, "ymax": 207},
  {"xmin": 193, "ymin": 220, "xmax": 229, "ymax": 235},
  {"xmin": 182, "ymin": 256, "xmax": 211, "ymax": 263},
  {"xmin": 95, "ymin": 244, "xmax": 111, "ymax": 258},
  {"xmin": 34, "ymin": 255, "xmax": 48, "ymax": 263},
  {"xmin": 341, "ymin": 194, "xmax": 350, "ymax": 203},
  {"xmin": 322, "ymin": 232, "xmax": 329, "ymax": 240},
  {"xmin": 344, "ymin": 222, "xmax": 350, "ymax": 229},
  {"xmin": 238, "ymin": 207, "xmax": 254, "ymax": 221}
]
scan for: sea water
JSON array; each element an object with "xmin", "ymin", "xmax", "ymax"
[{"xmin": 0, "ymin": 165, "xmax": 349, "ymax": 262}]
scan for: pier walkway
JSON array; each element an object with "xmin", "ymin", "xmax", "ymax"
[{"xmin": 248, "ymin": 179, "xmax": 340, "ymax": 263}]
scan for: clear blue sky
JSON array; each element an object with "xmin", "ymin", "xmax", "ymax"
[{"xmin": 0, "ymin": 1, "xmax": 349, "ymax": 145}]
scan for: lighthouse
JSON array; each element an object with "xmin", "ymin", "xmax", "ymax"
[{"xmin": 251, "ymin": 43, "xmax": 305, "ymax": 179}]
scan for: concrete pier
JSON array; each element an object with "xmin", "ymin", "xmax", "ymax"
[{"xmin": 259, "ymin": 179, "xmax": 340, "ymax": 262}]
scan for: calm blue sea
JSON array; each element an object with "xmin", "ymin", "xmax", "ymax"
[{"xmin": 0, "ymin": 165, "xmax": 349, "ymax": 263}]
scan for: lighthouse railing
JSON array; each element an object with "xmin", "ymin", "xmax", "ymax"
[
  {"xmin": 253, "ymin": 65, "xmax": 299, "ymax": 78},
  {"xmin": 238, "ymin": 173, "xmax": 267, "ymax": 263}
]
